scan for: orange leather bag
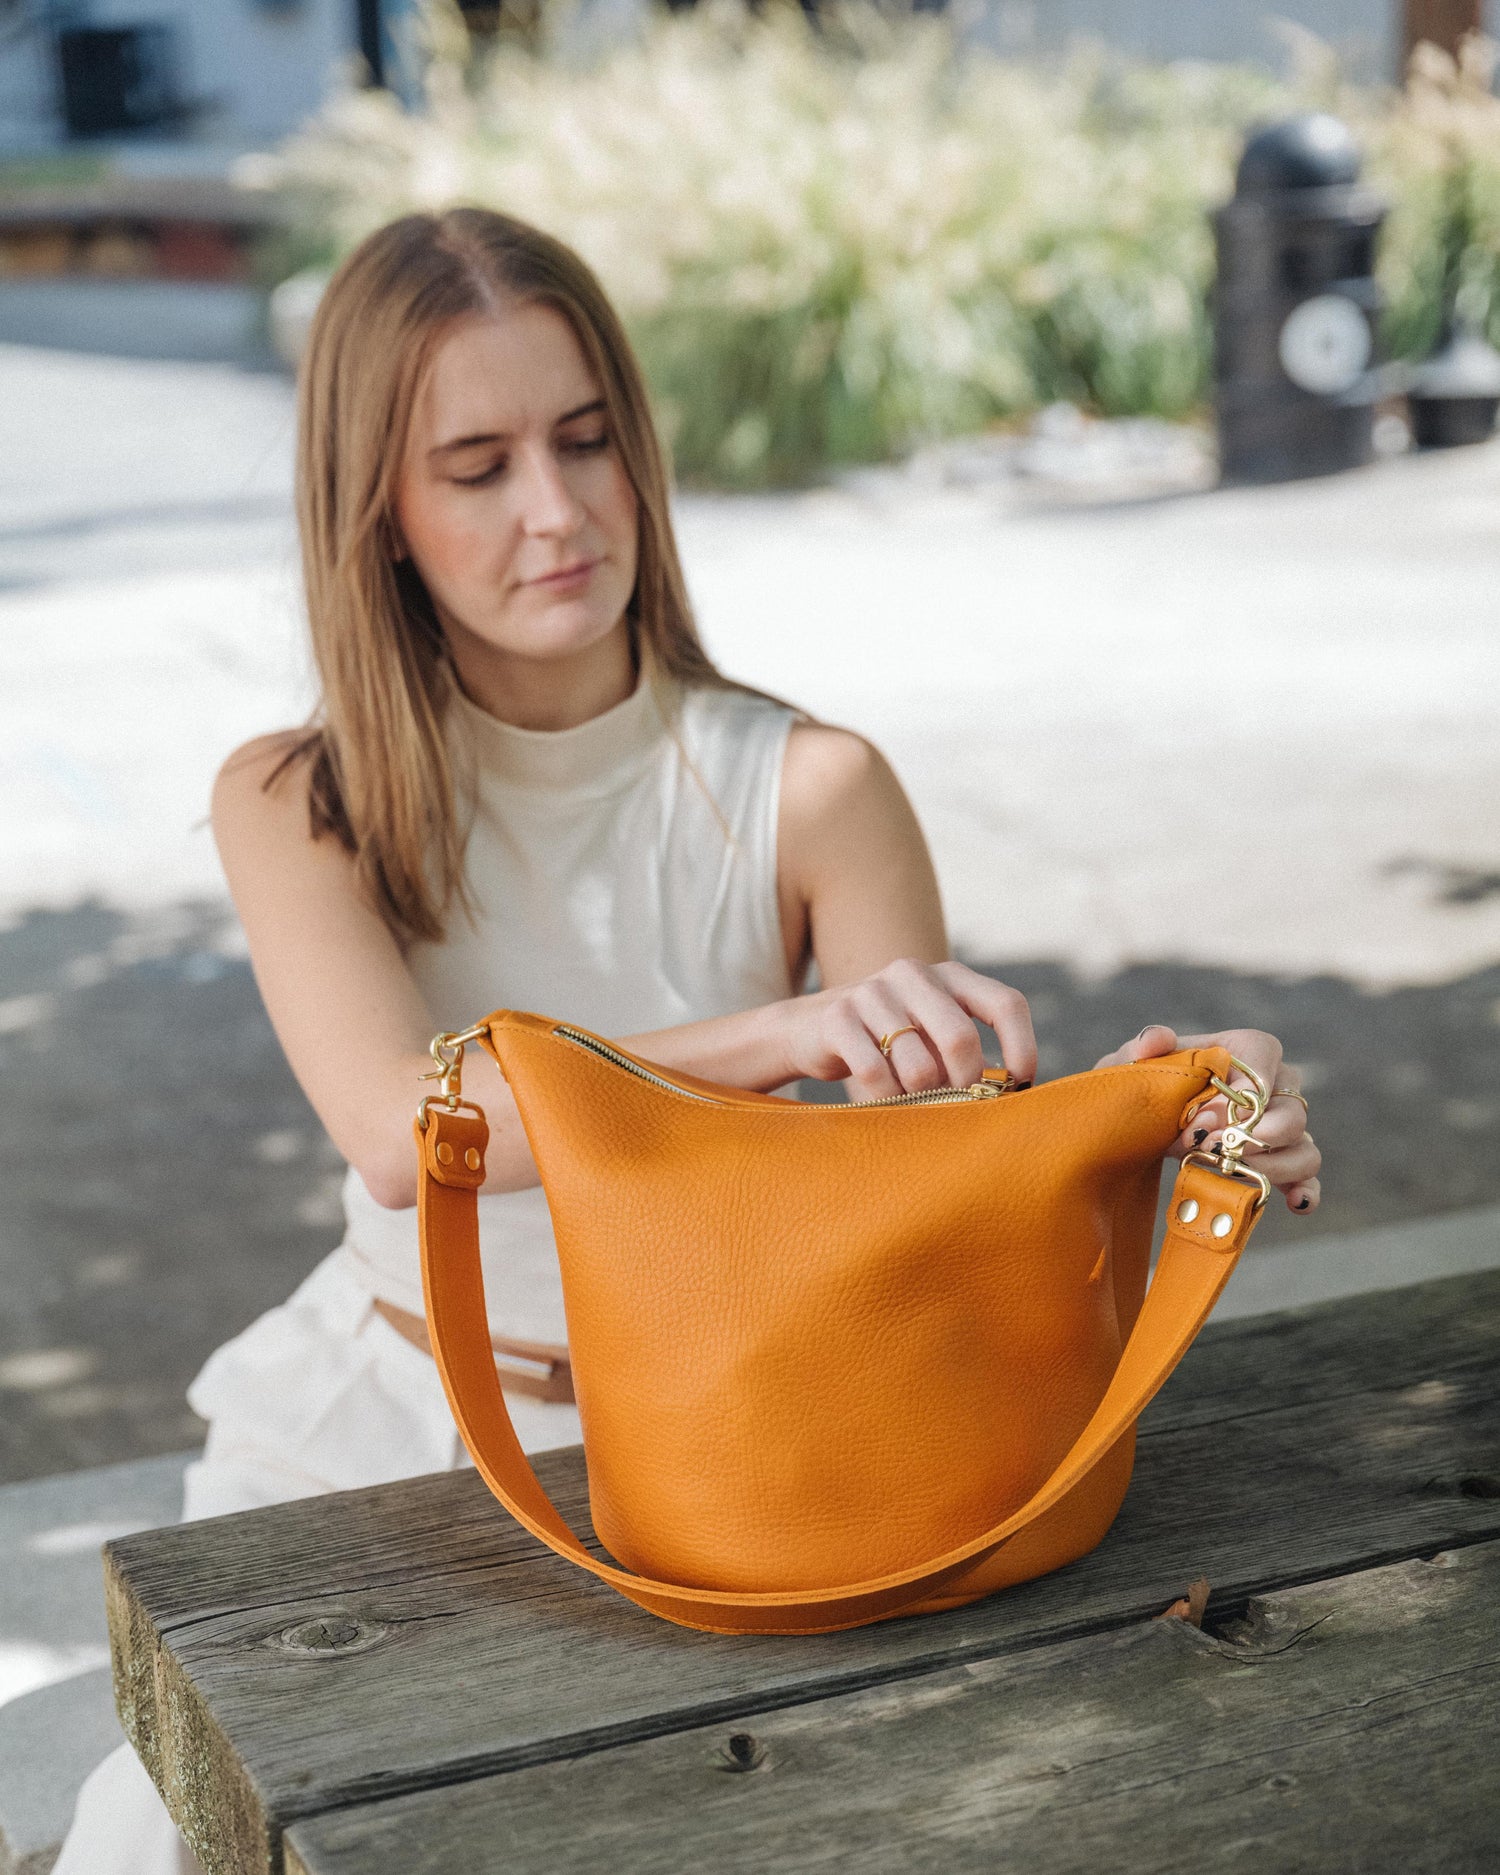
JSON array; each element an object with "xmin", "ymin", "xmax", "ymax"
[{"xmin": 417, "ymin": 1011, "xmax": 1271, "ymax": 1636}]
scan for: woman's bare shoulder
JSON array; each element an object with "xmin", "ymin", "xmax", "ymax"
[
  {"xmin": 211, "ymin": 730, "xmax": 317, "ymax": 845},
  {"xmin": 775, "ymin": 719, "xmax": 942, "ymax": 969},
  {"xmin": 780, "ymin": 720, "xmax": 905, "ymax": 824}
]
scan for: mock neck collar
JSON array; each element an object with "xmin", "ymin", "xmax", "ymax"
[{"xmin": 450, "ymin": 663, "xmax": 672, "ymax": 792}]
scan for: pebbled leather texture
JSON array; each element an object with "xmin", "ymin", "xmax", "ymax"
[{"xmin": 418, "ymin": 1013, "xmax": 1264, "ymax": 1634}]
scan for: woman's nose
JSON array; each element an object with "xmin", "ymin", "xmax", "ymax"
[{"xmin": 518, "ymin": 446, "xmax": 585, "ymax": 537}]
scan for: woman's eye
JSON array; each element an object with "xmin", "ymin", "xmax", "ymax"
[
  {"xmin": 451, "ymin": 459, "xmax": 507, "ymax": 487},
  {"xmin": 564, "ymin": 431, "xmax": 610, "ymax": 455}
]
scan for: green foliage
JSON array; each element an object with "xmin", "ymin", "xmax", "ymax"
[
  {"xmin": 243, "ymin": 3, "xmax": 1500, "ymax": 486},
  {"xmin": 0, "ymin": 152, "xmax": 110, "ymax": 195},
  {"xmin": 1370, "ymin": 37, "xmax": 1500, "ymax": 358}
]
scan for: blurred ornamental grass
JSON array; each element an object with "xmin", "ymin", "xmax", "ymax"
[
  {"xmin": 1375, "ymin": 35, "xmax": 1500, "ymax": 359},
  {"xmin": 240, "ymin": 3, "xmax": 1500, "ymax": 487}
]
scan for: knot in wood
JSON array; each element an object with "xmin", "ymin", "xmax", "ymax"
[
  {"xmin": 716, "ymin": 1731, "xmax": 767, "ymax": 1773},
  {"xmin": 277, "ymin": 1615, "xmax": 385, "ymax": 1656},
  {"xmin": 1420, "ymin": 1472, "xmax": 1500, "ymax": 1501}
]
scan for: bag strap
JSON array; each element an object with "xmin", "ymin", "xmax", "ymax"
[{"xmin": 417, "ymin": 1103, "xmax": 1264, "ymax": 1635}]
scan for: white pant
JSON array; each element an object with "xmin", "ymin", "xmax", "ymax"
[{"xmin": 53, "ymin": 1250, "xmax": 581, "ymax": 1875}]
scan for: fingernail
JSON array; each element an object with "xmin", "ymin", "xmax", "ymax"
[
  {"xmin": 1015, "ymin": 1079, "xmax": 1033, "ymax": 1091},
  {"xmin": 1296, "ymin": 1197, "xmax": 1311, "ymax": 1211},
  {"xmin": 1192, "ymin": 1128, "xmax": 1209, "ymax": 1147},
  {"xmin": 1136, "ymin": 1026, "xmax": 1153, "ymax": 1040}
]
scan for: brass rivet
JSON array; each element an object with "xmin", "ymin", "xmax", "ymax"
[
  {"xmin": 464, "ymin": 1147, "xmax": 481, "ymax": 1171},
  {"xmin": 1176, "ymin": 1198, "xmax": 1200, "ymax": 1224},
  {"xmin": 436, "ymin": 1142, "xmax": 454, "ymax": 1165},
  {"xmin": 1211, "ymin": 1212, "xmax": 1234, "ymax": 1239}
]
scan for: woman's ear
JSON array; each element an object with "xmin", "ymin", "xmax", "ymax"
[{"xmin": 385, "ymin": 515, "xmax": 410, "ymax": 564}]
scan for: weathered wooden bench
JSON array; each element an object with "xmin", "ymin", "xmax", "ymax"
[{"xmin": 105, "ymin": 1269, "xmax": 1500, "ymax": 1874}]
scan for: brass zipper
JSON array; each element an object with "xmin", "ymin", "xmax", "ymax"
[
  {"xmin": 861, "ymin": 1082, "xmax": 1003, "ymax": 1107},
  {"xmin": 555, "ymin": 1026, "xmax": 723, "ymax": 1103},
  {"xmin": 553, "ymin": 1026, "xmax": 1005, "ymax": 1108}
]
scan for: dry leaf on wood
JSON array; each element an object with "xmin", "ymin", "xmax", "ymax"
[{"xmin": 1156, "ymin": 1575, "xmax": 1211, "ymax": 1627}]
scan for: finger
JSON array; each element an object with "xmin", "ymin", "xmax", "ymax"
[
  {"xmin": 1175, "ymin": 1027, "xmax": 1284, "ymax": 1108},
  {"xmin": 1176, "ymin": 1092, "xmax": 1312, "ymax": 1165},
  {"xmin": 826, "ymin": 1006, "xmax": 900, "ymax": 1102},
  {"xmin": 1176, "ymin": 1103, "xmax": 1225, "ymax": 1157},
  {"xmin": 1185, "ymin": 1092, "xmax": 1309, "ymax": 1159},
  {"xmin": 853, "ymin": 982, "xmax": 948, "ymax": 1094},
  {"xmin": 1245, "ymin": 1092, "xmax": 1311, "ymax": 1153},
  {"xmin": 1284, "ymin": 1175, "xmax": 1321, "ymax": 1215},
  {"xmin": 881, "ymin": 963, "xmax": 985, "ymax": 1089},
  {"xmin": 934, "ymin": 962, "xmax": 1037, "ymax": 1086},
  {"xmin": 1250, "ymin": 1132, "xmax": 1321, "ymax": 1188},
  {"xmin": 877, "ymin": 1023, "xmax": 947, "ymax": 1095},
  {"xmin": 1177, "ymin": 1087, "xmax": 1305, "ymax": 1155},
  {"xmin": 1185, "ymin": 1095, "xmax": 1312, "ymax": 1170},
  {"xmin": 1094, "ymin": 1024, "xmax": 1179, "ymax": 1071}
]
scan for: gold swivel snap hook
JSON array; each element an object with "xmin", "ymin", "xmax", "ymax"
[
  {"xmin": 416, "ymin": 1023, "xmax": 489, "ymax": 1132},
  {"xmin": 1184, "ymin": 1053, "xmax": 1273, "ymax": 1208}
]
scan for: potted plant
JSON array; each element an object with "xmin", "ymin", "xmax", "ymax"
[{"xmin": 1390, "ymin": 36, "xmax": 1500, "ymax": 447}]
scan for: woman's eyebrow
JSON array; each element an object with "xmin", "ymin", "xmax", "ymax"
[
  {"xmin": 554, "ymin": 398, "xmax": 607, "ymax": 426},
  {"xmin": 429, "ymin": 399, "xmax": 607, "ymax": 459}
]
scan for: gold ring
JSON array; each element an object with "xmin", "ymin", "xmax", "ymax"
[
  {"xmin": 878, "ymin": 1026, "xmax": 919, "ymax": 1058},
  {"xmin": 1274, "ymin": 1088, "xmax": 1309, "ymax": 1113}
]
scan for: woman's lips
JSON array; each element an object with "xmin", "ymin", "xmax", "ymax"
[{"xmin": 529, "ymin": 557, "xmax": 599, "ymax": 591}]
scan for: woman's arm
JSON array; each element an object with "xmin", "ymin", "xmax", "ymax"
[
  {"xmin": 216, "ymin": 720, "xmax": 1034, "ymax": 1211},
  {"xmin": 218, "ymin": 718, "xmax": 1315, "ymax": 1215},
  {"xmin": 212, "ymin": 737, "xmax": 535, "ymax": 1209},
  {"xmin": 617, "ymin": 723, "xmax": 1038, "ymax": 1100}
]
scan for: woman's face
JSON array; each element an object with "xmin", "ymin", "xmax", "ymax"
[{"xmin": 394, "ymin": 303, "xmax": 639, "ymax": 679}]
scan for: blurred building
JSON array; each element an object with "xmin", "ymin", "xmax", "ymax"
[
  {"xmin": 0, "ymin": 1, "xmax": 420, "ymax": 155},
  {"xmin": 991, "ymin": 1, "xmax": 1498, "ymax": 83},
  {"xmin": 0, "ymin": 2, "xmax": 434, "ymax": 360},
  {"xmin": 2, "ymin": 3, "xmax": 1495, "ymax": 160}
]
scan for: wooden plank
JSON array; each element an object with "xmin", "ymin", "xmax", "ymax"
[
  {"xmin": 285, "ymin": 1538, "xmax": 1500, "ymax": 1875},
  {"xmin": 1145, "ymin": 1258, "xmax": 1500, "ymax": 1431},
  {"xmin": 104, "ymin": 1271, "xmax": 1500, "ymax": 1875}
]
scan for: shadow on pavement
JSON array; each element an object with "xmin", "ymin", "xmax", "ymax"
[{"xmin": 1, "ymin": 900, "xmax": 1495, "ymax": 1485}]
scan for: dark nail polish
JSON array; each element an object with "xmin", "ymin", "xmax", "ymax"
[
  {"xmin": 1296, "ymin": 1197, "xmax": 1311, "ymax": 1210},
  {"xmin": 1193, "ymin": 1128, "xmax": 1209, "ymax": 1147},
  {"xmin": 1015, "ymin": 1080, "xmax": 1033, "ymax": 1091}
]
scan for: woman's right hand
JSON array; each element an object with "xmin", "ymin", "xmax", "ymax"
[{"xmin": 782, "ymin": 959, "xmax": 1037, "ymax": 1103}]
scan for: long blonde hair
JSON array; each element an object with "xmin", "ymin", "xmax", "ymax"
[{"xmin": 284, "ymin": 208, "xmax": 727, "ymax": 945}]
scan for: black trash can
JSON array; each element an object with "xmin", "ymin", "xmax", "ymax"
[
  {"xmin": 56, "ymin": 24, "xmax": 182, "ymax": 138},
  {"xmin": 1214, "ymin": 115, "xmax": 1387, "ymax": 484}
]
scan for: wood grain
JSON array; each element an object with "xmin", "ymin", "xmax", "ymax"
[
  {"xmin": 104, "ymin": 1271, "xmax": 1500, "ymax": 1875},
  {"xmin": 285, "ymin": 1539, "xmax": 1500, "ymax": 1875}
]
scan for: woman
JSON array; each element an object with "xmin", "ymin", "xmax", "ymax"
[{"xmin": 57, "ymin": 208, "xmax": 1319, "ymax": 1872}]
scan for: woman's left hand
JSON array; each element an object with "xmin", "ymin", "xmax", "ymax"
[{"xmin": 1093, "ymin": 1025, "xmax": 1321, "ymax": 1215}]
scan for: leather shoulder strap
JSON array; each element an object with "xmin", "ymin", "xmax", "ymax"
[{"xmin": 417, "ymin": 1107, "xmax": 1262, "ymax": 1635}]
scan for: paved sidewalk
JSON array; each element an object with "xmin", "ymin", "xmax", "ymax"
[
  {"xmin": 0, "ymin": 343, "xmax": 1497, "ymax": 1492},
  {"xmin": 0, "ymin": 1451, "xmax": 188, "ymax": 1873},
  {"xmin": 3, "ymin": 342, "xmax": 1498, "ymax": 983}
]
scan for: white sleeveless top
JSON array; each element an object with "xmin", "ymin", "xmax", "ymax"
[{"xmin": 339, "ymin": 669, "xmax": 797, "ymax": 1340}]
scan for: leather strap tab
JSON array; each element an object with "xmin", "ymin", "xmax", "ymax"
[{"xmin": 422, "ymin": 1108, "xmax": 489, "ymax": 1188}]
